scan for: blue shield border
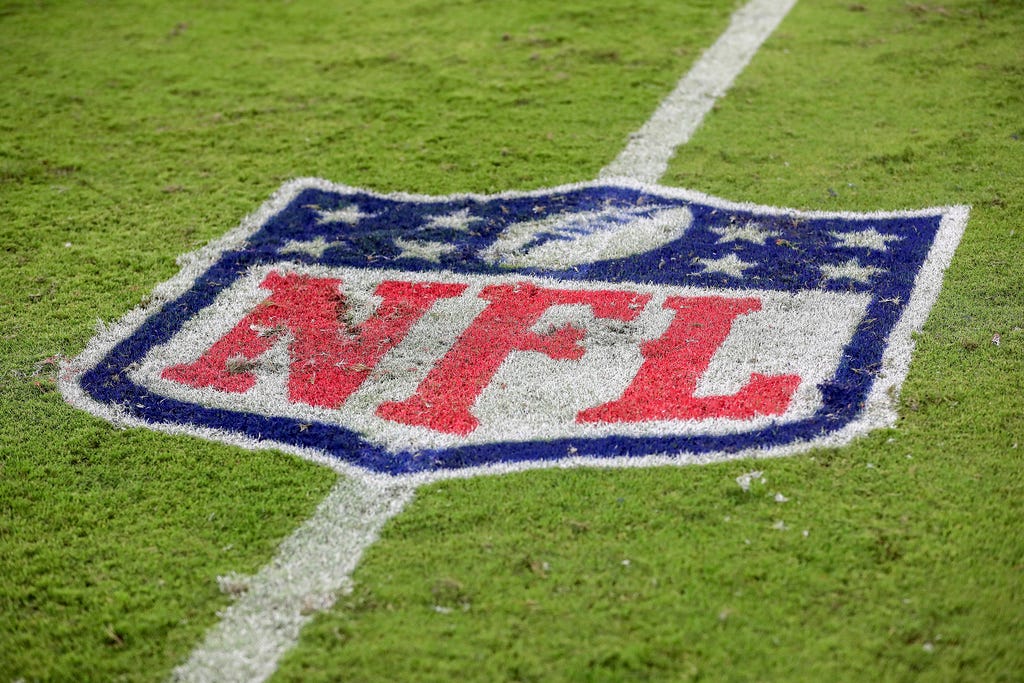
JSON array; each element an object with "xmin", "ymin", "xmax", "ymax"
[{"xmin": 60, "ymin": 179, "xmax": 967, "ymax": 479}]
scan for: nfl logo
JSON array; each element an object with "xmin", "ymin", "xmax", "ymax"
[{"xmin": 63, "ymin": 179, "xmax": 966, "ymax": 479}]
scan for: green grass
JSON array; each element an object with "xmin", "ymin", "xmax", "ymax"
[{"xmin": 2, "ymin": 0, "xmax": 1022, "ymax": 681}]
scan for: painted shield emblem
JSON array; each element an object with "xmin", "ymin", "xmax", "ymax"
[{"xmin": 62, "ymin": 178, "xmax": 966, "ymax": 478}]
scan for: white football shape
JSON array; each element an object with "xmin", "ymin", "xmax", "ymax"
[{"xmin": 481, "ymin": 205, "xmax": 694, "ymax": 270}]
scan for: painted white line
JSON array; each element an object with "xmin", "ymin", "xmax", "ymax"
[
  {"xmin": 171, "ymin": 476, "xmax": 416, "ymax": 683},
  {"xmin": 170, "ymin": 2, "xmax": 797, "ymax": 680},
  {"xmin": 599, "ymin": 0, "xmax": 797, "ymax": 183}
]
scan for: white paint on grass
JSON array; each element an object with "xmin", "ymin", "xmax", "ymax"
[
  {"xmin": 599, "ymin": 0, "xmax": 798, "ymax": 183},
  {"xmin": 172, "ymin": 476, "xmax": 415, "ymax": 683},
  {"xmin": 92, "ymin": 186, "xmax": 968, "ymax": 683}
]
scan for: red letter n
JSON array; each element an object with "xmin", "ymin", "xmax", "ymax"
[{"xmin": 161, "ymin": 271, "xmax": 465, "ymax": 409}]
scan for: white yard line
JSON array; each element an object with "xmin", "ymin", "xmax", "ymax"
[
  {"xmin": 171, "ymin": 477, "xmax": 416, "ymax": 682},
  {"xmin": 171, "ymin": 2, "xmax": 794, "ymax": 680},
  {"xmin": 600, "ymin": 0, "xmax": 797, "ymax": 183}
]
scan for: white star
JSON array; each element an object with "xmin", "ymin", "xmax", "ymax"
[
  {"xmin": 831, "ymin": 228, "xmax": 902, "ymax": 251},
  {"xmin": 315, "ymin": 205, "xmax": 375, "ymax": 225},
  {"xmin": 422, "ymin": 208, "xmax": 481, "ymax": 232},
  {"xmin": 697, "ymin": 254, "xmax": 757, "ymax": 278},
  {"xmin": 820, "ymin": 259, "xmax": 883, "ymax": 284},
  {"xmin": 711, "ymin": 221, "xmax": 779, "ymax": 245},
  {"xmin": 280, "ymin": 236, "xmax": 340, "ymax": 258},
  {"xmin": 393, "ymin": 237, "xmax": 458, "ymax": 263}
]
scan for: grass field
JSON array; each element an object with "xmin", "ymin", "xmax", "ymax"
[{"xmin": 2, "ymin": 0, "xmax": 1022, "ymax": 680}]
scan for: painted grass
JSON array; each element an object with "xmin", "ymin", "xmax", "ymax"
[{"xmin": 1, "ymin": 0, "xmax": 1021, "ymax": 681}]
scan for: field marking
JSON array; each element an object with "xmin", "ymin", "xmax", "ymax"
[
  {"xmin": 171, "ymin": 2, "xmax": 795, "ymax": 680},
  {"xmin": 171, "ymin": 477, "xmax": 415, "ymax": 682},
  {"xmin": 600, "ymin": 0, "xmax": 797, "ymax": 183}
]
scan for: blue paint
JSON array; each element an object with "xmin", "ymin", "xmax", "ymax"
[{"xmin": 77, "ymin": 183, "xmax": 944, "ymax": 475}]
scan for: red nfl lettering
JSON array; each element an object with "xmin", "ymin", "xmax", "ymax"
[
  {"xmin": 161, "ymin": 271, "xmax": 465, "ymax": 408},
  {"xmin": 161, "ymin": 273, "xmax": 804, "ymax": 436}
]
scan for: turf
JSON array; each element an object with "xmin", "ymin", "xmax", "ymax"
[{"xmin": 1, "ymin": 0, "xmax": 1022, "ymax": 681}]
